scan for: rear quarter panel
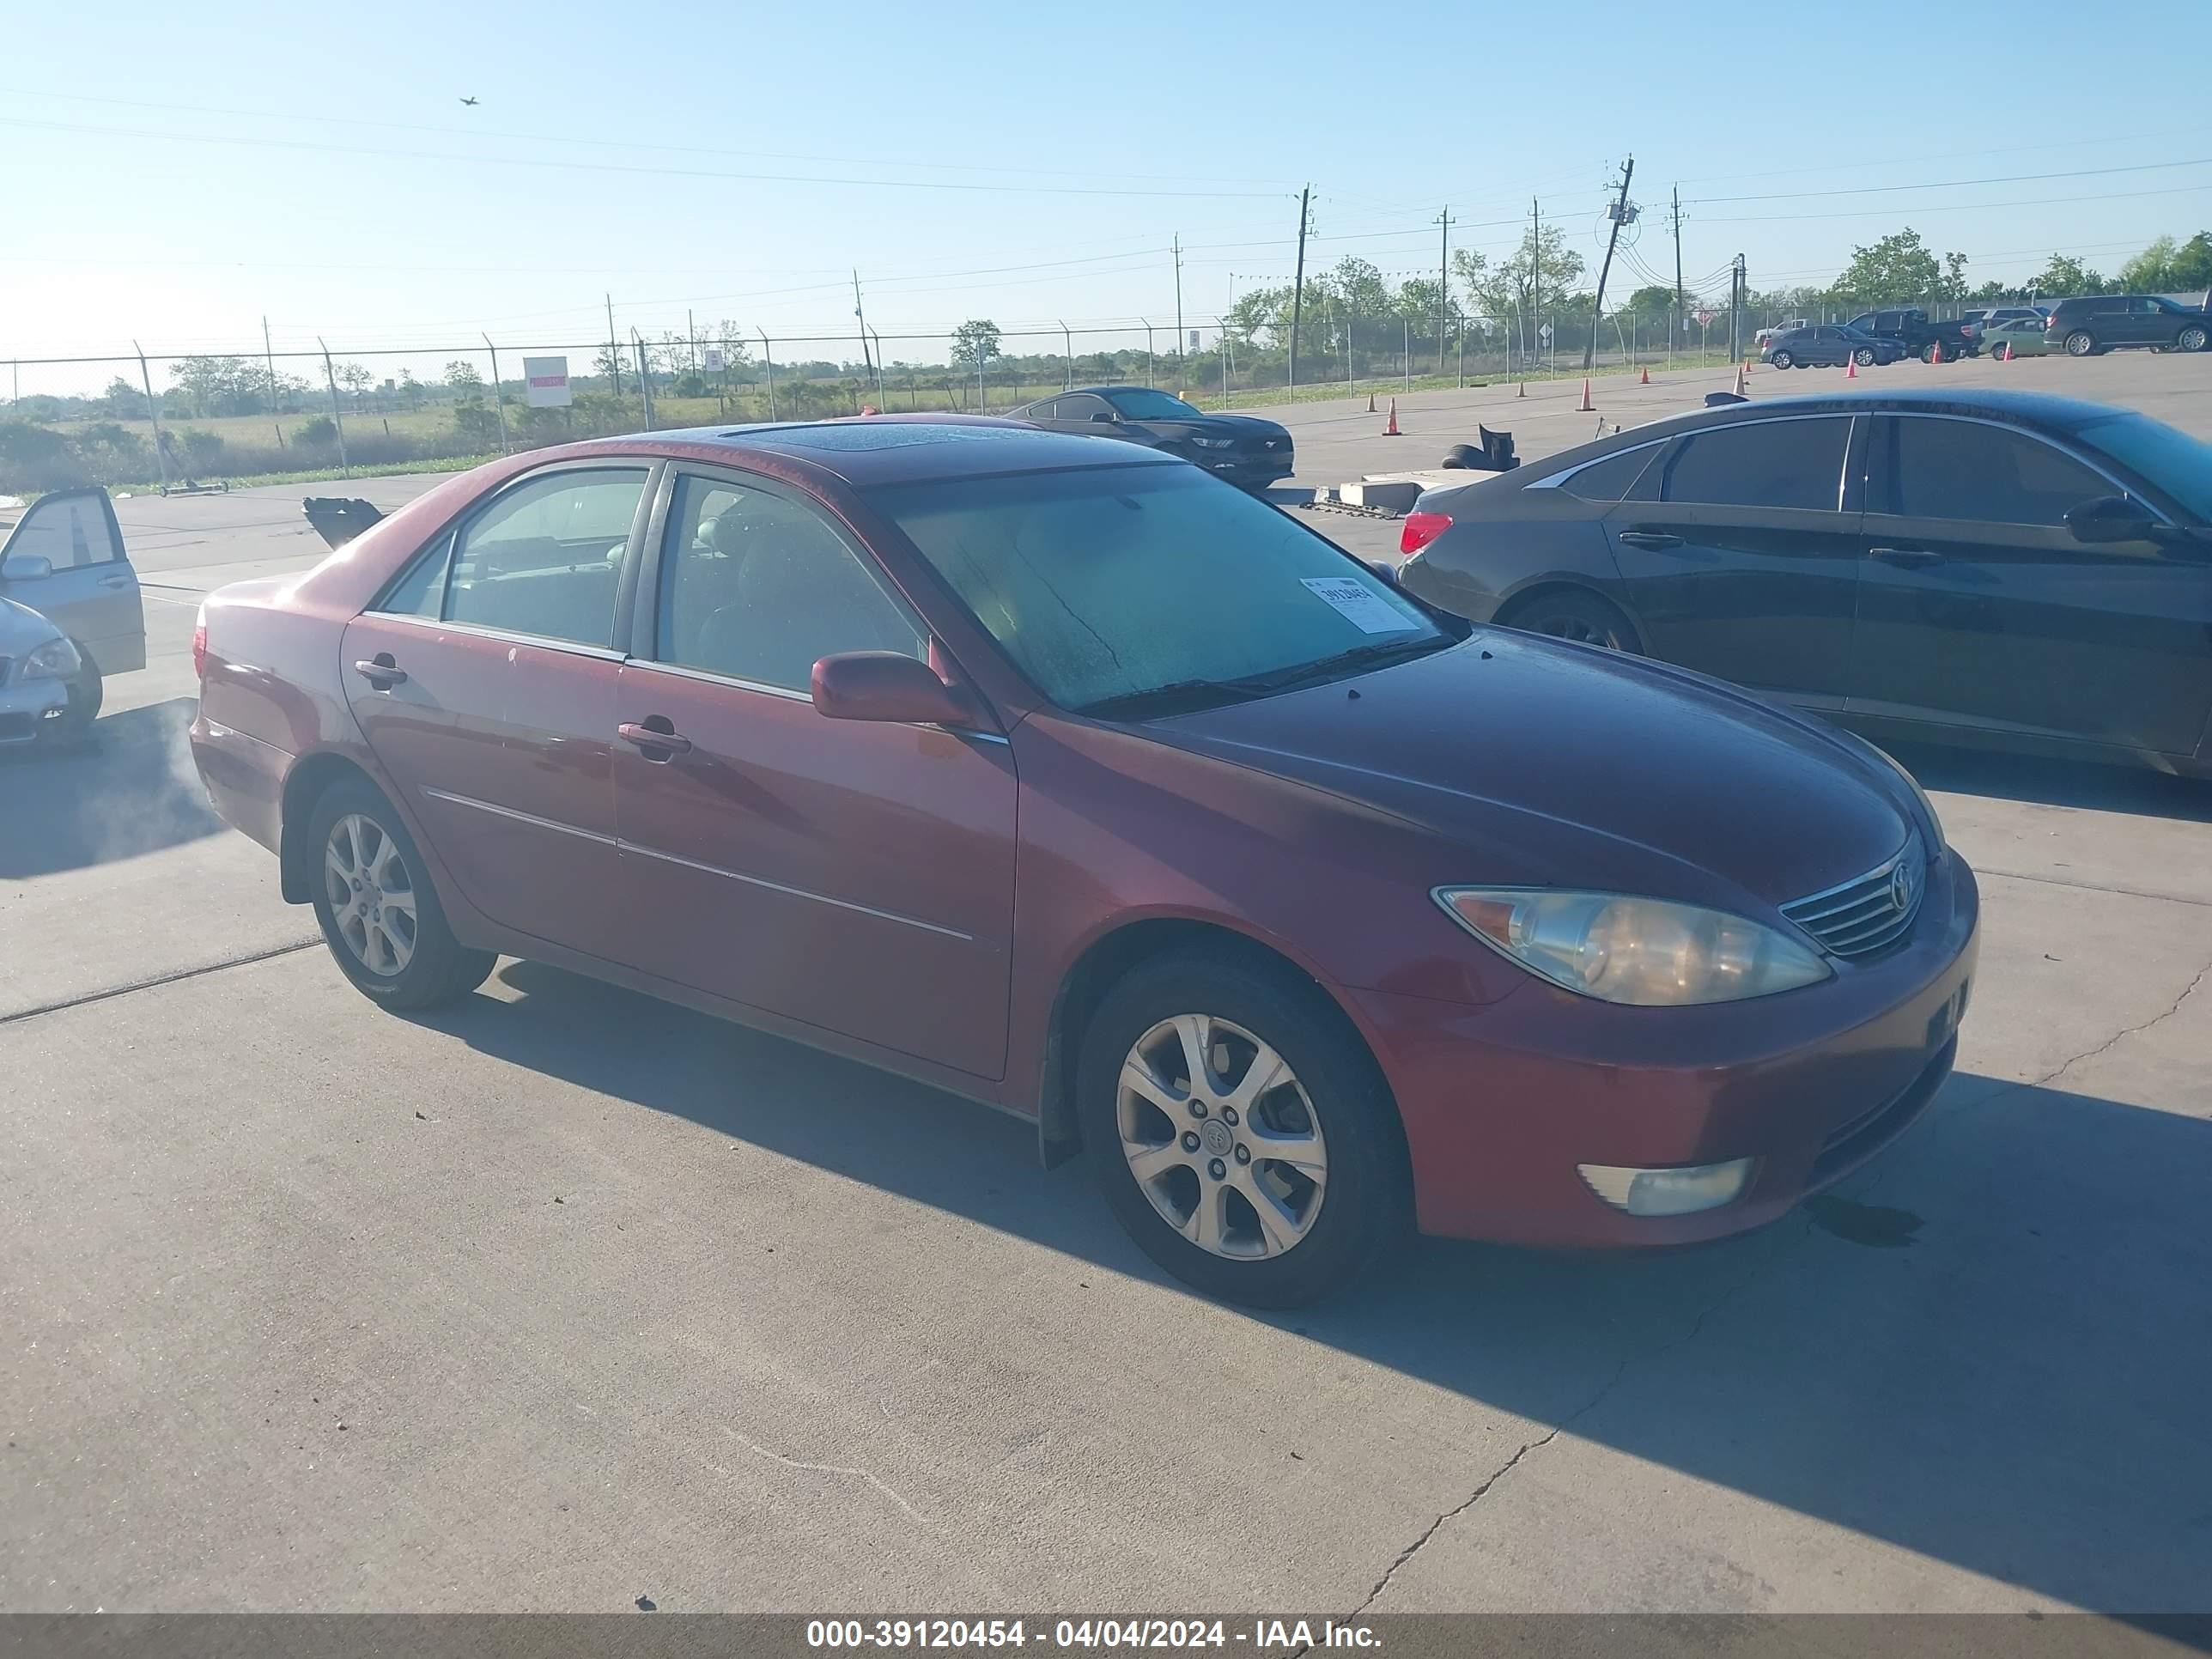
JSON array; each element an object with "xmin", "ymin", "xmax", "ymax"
[{"xmin": 1401, "ymin": 479, "xmax": 1626, "ymax": 623}]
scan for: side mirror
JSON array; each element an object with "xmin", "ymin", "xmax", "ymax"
[
  {"xmin": 1, "ymin": 554, "xmax": 54, "ymax": 583},
  {"xmin": 2065, "ymin": 495, "xmax": 2157, "ymax": 544},
  {"xmin": 811, "ymin": 651, "xmax": 988, "ymax": 730},
  {"xmin": 1090, "ymin": 410, "xmax": 1116, "ymax": 423},
  {"xmin": 1364, "ymin": 557, "xmax": 1400, "ymax": 585}
]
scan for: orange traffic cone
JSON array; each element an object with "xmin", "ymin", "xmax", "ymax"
[
  {"xmin": 1382, "ymin": 398, "xmax": 1401, "ymax": 435},
  {"xmin": 1639, "ymin": 366, "xmax": 1650, "ymax": 385},
  {"xmin": 1733, "ymin": 362, "xmax": 1748, "ymax": 397},
  {"xmin": 1366, "ymin": 388, "xmax": 1376, "ymax": 412},
  {"xmin": 1844, "ymin": 355, "xmax": 1857, "ymax": 379},
  {"xmin": 1516, "ymin": 381, "xmax": 1527, "ymax": 398},
  {"xmin": 2002, "ymin": 341, "xmax": 2014, "ymax": 362},
  {"xmin": 1577, "ymin": 378, "xmax": 1595, "ymax": 412}
]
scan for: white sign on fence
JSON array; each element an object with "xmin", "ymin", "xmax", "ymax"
[
  {"xmin": 702, "ymin": 348, "xmax": 726, "ymax": 373},
  {"xmin": 1189, "ymin": 330, "xmax": 1201, "ymax": 350},
  {"xmin": 1538, "ymin": 323, "xmax": 1553, "ymax": 346},
  {"xmin": 522, "ymin": 356, "xmax": 572, "ymax": 408},
  {"xmin": 1696, "ymin": 309, "xmax": 1715, "ymax": 329}
]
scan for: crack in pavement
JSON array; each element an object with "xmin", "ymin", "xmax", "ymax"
[
  {"xmin": 0, "ymin": 939, "xmax": 319, "ymax": 1028},
  {"xmin": 1333, "ymin": 1241, "xmax": 1798, "ymax": 1630},
  {"xmin": 1974, "ymin": 866, "xmax": 2212, "ymax": 910}
]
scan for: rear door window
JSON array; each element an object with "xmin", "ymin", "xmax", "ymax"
[
  {"xmin": 440, "ymin": 467, "xmax": 650, "ymax": 647},
  {"xmin": 1656, "ymin": 418, "xmax": 1851, "ymax": 513},
  {"xmin": 1556, "ymin": 445, "xmax": 1659, "ymax": 501}
]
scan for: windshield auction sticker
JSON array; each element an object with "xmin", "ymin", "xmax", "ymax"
[{"xmin": 1299, "ymin": 576, "xmax": 1414, "ymax": 634}]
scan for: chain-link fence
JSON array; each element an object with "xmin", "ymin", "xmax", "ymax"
[{"xmin": 3, "ymin": 313, "xmax": 1727, "ymax": 495}]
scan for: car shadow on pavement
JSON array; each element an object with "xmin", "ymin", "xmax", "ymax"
[
  {"xmin": 1886, "ymin": 739, "xmax": 2212, "ymax": 823},
  {"xmin": 0, "ymin": 697, "xmax": 225, "ymax": 878},
  {"xmin": 419, "ymin": 958, "xmax": 2212, "ymax": 1613}
]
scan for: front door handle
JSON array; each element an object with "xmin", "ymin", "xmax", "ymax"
[
  {"xmin": 1616, "ymin": 529, "xmax": 1683, "ymax": 550},
  {"xmin": 618, "ymin": 720, "xmax": 693, "ymax": 757},
  {"xmin": 98, "ymin": 574, "xmax": 133, "ymax": 588},
  {"xmin": 1869, "ymin": 546, "xmax": 1942, "ymax": 568},
  {"xmin": 352, "ymin": 655, "xmax": 407, "ymax": 689}
]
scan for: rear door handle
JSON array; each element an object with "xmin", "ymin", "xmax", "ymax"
[
  {"xmin": 1616, "ymin": 530, "xmax": 1683, "ymax": 550},
  {"xmin": 98, "ymin": 574, "xmax": 133, "ymax": 588},
  {"xmin": 1869, "ymin": 546, "xmax": 1942, "ymax": 568},
  {"xmin": 352, "ymin": 657, "xmax": 407, "ymax": 688},
  {"xmin": 617, "ymin": 720, "xmax": 692, "ymax": 757}
]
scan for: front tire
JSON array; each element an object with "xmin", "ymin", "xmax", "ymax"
[
  {"xmin": 1078, "ymin": 949, "xmax": 1409, "ymax": 1307},
  {"xmin": 306, "ymin": 776, "xmax": 495, "ymax": 1011},
  {"xmin": 2179, "ymin": 325, "xmax": 2208, "ymax": 354},
  {"xmin": 2065, "ymin": 330, "xmax": 2096, "ymax": 356},
  {"xmin": 1769, "ymin": 349, "xmax": 1794, "ymax": 369},
  {"xmin": 1497, "ymin": 587, "xmax": 1642, "ymax": 653}
]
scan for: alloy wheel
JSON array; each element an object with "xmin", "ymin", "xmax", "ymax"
[
  {"xmin": 1116, "ymin": 1013, "xmax": 1328, "ymax": 1260},
  {"xmin": 2179, "ymin": 326, "xmax": 2208, "ymax": 354},
  {"xmin": 2066, "ymin": 331, "xmax": 2094, "ymax": 356},
  {"xmin": 324, "ymin": 812, "xmax": 418, "ymax": 976}
]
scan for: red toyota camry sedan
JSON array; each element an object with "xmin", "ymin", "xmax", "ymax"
[{"xmin": 191, "ymin": 418, "xmax": 1978, "ymax": 1306}]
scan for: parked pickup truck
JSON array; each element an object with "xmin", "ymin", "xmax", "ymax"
[{"xmin": 1844, "ymin": 307, "xmax": 1980, "ymax": 362}]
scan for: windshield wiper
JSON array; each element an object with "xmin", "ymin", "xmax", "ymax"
[{"xmin": 1076, "ymin": 635, "xmax": 1450, "ymax": 720}]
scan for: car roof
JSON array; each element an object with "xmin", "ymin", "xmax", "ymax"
[{"xmin": 633, "ymin": 415, "xmax": 1175, "ymax": 486}]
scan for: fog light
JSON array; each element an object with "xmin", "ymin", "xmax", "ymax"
[{"xmin": 1577, "ymin": 1158, "xmax": 1753, "ymax": 1217}]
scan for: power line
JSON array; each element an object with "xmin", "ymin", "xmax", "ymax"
[
  {"xmin": 1686, "ymin": 155, "xmax": 2212, "ymax": 206},
  {"xmin": 1701, "ymin": 180, "xmax": 2212, "ymax": 224}
]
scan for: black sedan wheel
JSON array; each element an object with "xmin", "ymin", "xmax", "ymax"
[
  {"xmin": 1770, "ymin": 349, "xmax": 1794, "ymax": 369},
  {"xmin": 2065, "ymin": 331, "xmax": 2097, "ymax": 356},
  {"xmin": 2179, "ymin": 325, "xmax": 2209, "ymax": 354},
  {"xmin": 1499, "ymin": 588, "xmax": 1642, "ymax": 653}
]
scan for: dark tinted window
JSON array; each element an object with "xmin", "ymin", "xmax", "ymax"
[
  {"xmin": 1058, "ymin": 393, "xmax": 1112, "ymax": 422},
  {"xmin": 655, "ymin": 473, "xmax": 923, "ymax": 692},
  {"xmin": 1657, "ymin": 418, "xmax": 1850, "ymax": 512},
  {"xmin": 1556, "ymin": 444, "xmax": 1659, "ymax": 501},
  {"xmin": 443, "ymin": 467, "xmax": 647, "ymax": 647},
  {"xmin": 1887, "ymin": 418, "xmax": 2109, "ymax": 526},
  {"xmin": 2074, "ymin": 410, "xmax": 2212, "ymax": 520},
  {"xmin": 1105, "ymin": 388, "xmax": 1202, "ymax": 420}
]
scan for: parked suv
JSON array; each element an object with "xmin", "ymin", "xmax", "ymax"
[{"xmin": 2044, "ymin": 295, "xmax": 2210, "ymax": 356}]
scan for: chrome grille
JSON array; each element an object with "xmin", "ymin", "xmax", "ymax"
[{"xmin": 1781, "ymin": 832, "xmax": 1926, "ymax": 959}]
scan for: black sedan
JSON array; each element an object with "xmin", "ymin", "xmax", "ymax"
[
  {"xmin": 1006, "ymin": 386, "xmax": 1294, "ymax": 490},
  {"xmin": 1395, "ymin": 388, "xmax": 2212, "ymax": 777},
  {"xmin": 1760, "ymin": 325, "xmax": 1909, "ymax": 370}
]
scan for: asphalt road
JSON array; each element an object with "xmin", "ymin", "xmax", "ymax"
[{"xmin": 3, "ymin": 356, "xmax": 2209, "ymax": 1614}]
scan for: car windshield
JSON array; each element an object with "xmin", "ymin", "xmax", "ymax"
[
  {"xmin": 2075, "ymin": 411, "xmax": 2212, "ymax": 521},
  {"xmin": 871, "ymin": 464, "xmax": 1450, "ymax": 715},
  {"xmin": 1105, "ymin": 389, "xmax": 1204, "ymax": 420}
]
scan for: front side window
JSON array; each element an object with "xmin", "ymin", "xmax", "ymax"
[
  {"xmin": 1657, "ymin": 418, "xmax": 1850, "ymax": 513},
  {"xmin": 2073, "ymin": 411, "xmax": 2212, "ymax": 521},
  {"xmin": 1884, "ymin": 418, "xmax": 2109, "ymax": 527},
  {"xmin": 1105, "ymin": 389, "xmax": 1202, "ymax": 421},
  {"xmin": 872, "ymin": 464, "xmax": 1446, "ymax": 714},
  {"xmin": 654, "ymin": 472, "xmax": 924, "ymax": 693},
  {"xmin": 439, "ymin": 468, "xmax": 648, "ymax": 647},
  {"xmin": 3, "ymin": 492, "xmax": 122, "ymax": 571}
]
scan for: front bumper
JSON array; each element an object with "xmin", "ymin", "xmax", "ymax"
[
  {"xmin": 1205, "ymin": 450, "xmax": 1295, "ymax": 487},
  {"xmin": 1354, "ymin": 852, "xmax": 1981, "ymax": 1248},
  {"xmin": 0, "ymin": 676, "xmax": 72, "ymax": 746}
]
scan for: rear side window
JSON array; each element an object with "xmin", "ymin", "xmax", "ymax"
[
  {"xmin": 441, "ymin": 467, "xmax": 649, "ymax": 647},
  {"xmin": 1656, "ymin": 418, "xmax": 1850, "ymax": 513},
  {"xmin": 1556, "ymin": 445, "xmax": 1659, "ymax": 501},
  {"xmin": 1881, "ymin": 418, "xmax": 2110, "ymax": 527}
]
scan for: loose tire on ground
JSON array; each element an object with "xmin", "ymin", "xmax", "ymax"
[
  {"xmin": 1078, "ymin": 947, "xmax": 1410, "ymax": 1307},
  {"xmin": 305, "ymin": 775, "xmax": 495, "ymax": 1012}
]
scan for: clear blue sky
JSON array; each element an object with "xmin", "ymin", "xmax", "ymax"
[{"xmin": 5, "ymin": 0, "xmax": 2208, "ymax": 391}]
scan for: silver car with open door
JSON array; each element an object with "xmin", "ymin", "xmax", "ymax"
[{"xmin": 0, "ymin": 487, "xmax": 145, "ymax": 724}]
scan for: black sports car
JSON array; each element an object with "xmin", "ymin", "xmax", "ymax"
[
  {"xmin": 1006, "ymin": 386, "xmax": 1294, "ymax": 491},
  {"xmin": 1394, "ymin": 387, "xmax": 2212, "ymax": 777}
]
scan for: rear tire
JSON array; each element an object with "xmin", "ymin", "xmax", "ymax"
[
  {"xmin": 2179, "ymin": 325, "xmax": 2209, "ymax": 354},
  {"xmin": 1497, "ymin": 586, "xmax": 1643, "ymax": 653},
  {"xmin": 305, "ymin": 776, "xmax": 495, "ymax": 1012},
  {"xmin": 1079, "ymin": 947, "xmax": 1409, "ymax": 1308},
  {"xmin": 2065, "ymin": 330, "xmax": 2096, "ymax": 356},
  {"xmin": 1770, "ymin": 349, "xmax": 1794, "ymax": 369},
  {"xmin": 1854, "ymin": 348, "xmax": 1875, "ymax": 367}
]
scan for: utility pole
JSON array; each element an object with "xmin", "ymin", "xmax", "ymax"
[
  {"xmin": 1529, "ymin": 198, "xmax": 1542, "ymax": 374},
  {"xmin": 315, "ymin": 337, "xmax": 349, "ymax": 479},
  {"xmin": 605, "ymin": 295, "xmax": 623, "ymax": 397},
  {"xmin": 1730, "ymin": 254, "xmax": 1747, "ymax": 364},
  {"xmin": 136, "ymin": 342, "xmax": 173, "ymax": 492},
  {"xmin": 1172, "ymin": 234, "xmax": 1185, "ymax": 386},
  {"xmin": 483, "ymin": 332, "xmax": 510, "ymax": 453},
  {"xmin": 1288, "ymin": 185, "xmax": 1311, "ymax": 389},
  {"xmin": 261, "ymin": 317, "xmax": 278, "ymax": 416},
  {"xmin": 1436, "ymin": 208, "xmax": 1453, "ymax": 374},
  {"xmin": 1583, "ymin": 156, "xmax": 1634, "ymax": 375},
  {"xmin": 852, "ymin": 270, "xmax": 874, "ymax": 390},
  {"xmin": 1671, "ymin": 185, "xmax": 1685, "ymax": 368}
]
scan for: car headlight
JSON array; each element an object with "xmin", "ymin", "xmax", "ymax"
[
  {"xmin": 1434, "ymin": 887, "xmax": 1832, "ymax": 1006},
  {"xmin": 1191, "ymin": 436, "xmax": 1235, "ymax": 450},
  {"xmin": 19, "ymin": 636, "xmax": 82, "ymax": 682}
]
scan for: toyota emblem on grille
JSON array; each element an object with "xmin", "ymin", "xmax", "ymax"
[{"xmin": 1889, "ymin": 860, "xmax": 1915, "ymax": 911}]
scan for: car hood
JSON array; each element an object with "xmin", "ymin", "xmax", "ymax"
[
  {"xmin": 1141, "ymin": 630, "xmax": 1915, "ymax": 915},
  {"xmin": 0, "ymin": 596, "xmax": 64, "ymax": 653}
]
